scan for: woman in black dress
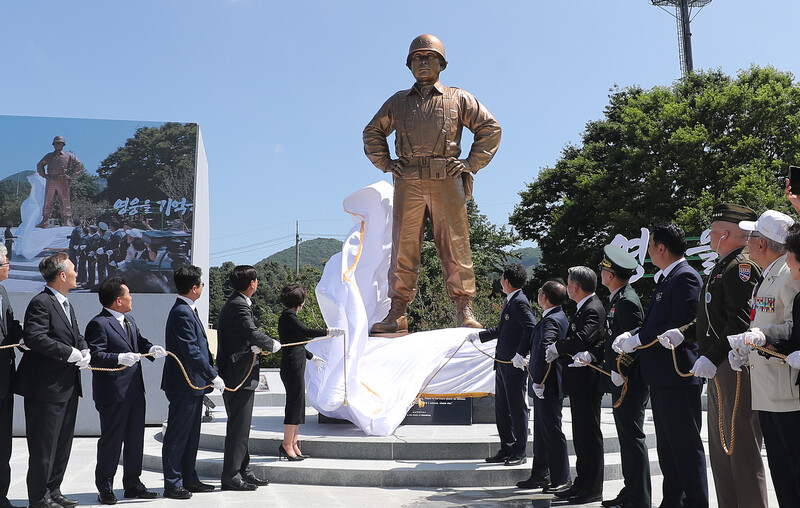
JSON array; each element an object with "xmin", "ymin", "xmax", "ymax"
[{"xmin": 277, "ymin": 283, "xmax": 328, "ymax": 460}]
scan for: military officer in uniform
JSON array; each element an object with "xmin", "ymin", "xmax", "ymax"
[
  {"xmin": 659, "ymin": 204, "xmax": 767, "ymax": 508},
  {"xmin": 728, "ymin": 210, "xmax": 800, "ymax": 507},
  {"xmin": 363, "ymin": 34, "xmax": 501, "ymax": 333},
  {"xmin": 36, "ymin": 136, "xmax": 84, "ymax": 228},
  {"xmin": 598, "ymin": 245, "xmax": 649, "ymax": 508}
]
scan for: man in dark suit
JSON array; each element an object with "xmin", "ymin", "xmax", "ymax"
[
  {"xmin": 15, "ymin": 252, "xmax": 90, "ymax": 508},
  {"xmin": 598, "ymin": 245, "xmax": 649, "ymax": 508},
  {"xmin": 548, "ymin": 265, "xmax": 606, "ymax": 505},
  {"xmin": 470, "ymin": 263, "xmax": 536, "ymax": 467},
  {"xmin": 86, "ymin": 277, "xmax": 167, "ymax": 504},
  {"xmin": 161, "ymin": 265, "xmax": 224, "ymax": 500},
  {"xmin": 614, "ymin": 222, "xmax": 706, "ymax": 508},
  {"xmin": 216, "ymin": 265, "xmax": 281, "ymax": 491},
  {"xmin": 516, "ymin": 278, "xmax": 571, "ymax": 494},
  {"xmin": 0, "ymin": 246, "xmax": 23, "ymax": 508}
]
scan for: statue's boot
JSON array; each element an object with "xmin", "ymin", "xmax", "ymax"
[
  {"xmin": 456, "ymin": 297, "xmax": 482, "ymax": 328},
  {"xmin": 370, "ymin": 298, "xmax": 409, "ymax": 334},
  {"xmin": 36, "ymin": 220, "xmax": 48, "ymax": 229}
]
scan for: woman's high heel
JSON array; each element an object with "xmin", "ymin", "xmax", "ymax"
[{"xmin": 278, "ymin": 444, "xmax": 304, "ymax": 461}]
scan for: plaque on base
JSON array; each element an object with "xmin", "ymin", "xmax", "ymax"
[{"xmin": 402, "ymin": 397, "xmax": 472, "ymax": 425}]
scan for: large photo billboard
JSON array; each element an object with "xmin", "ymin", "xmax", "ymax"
[{"xmin": 0, "ymin": 115, "xmax": 197, "ymax": 293}]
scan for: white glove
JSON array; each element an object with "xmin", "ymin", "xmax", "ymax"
[
  {"xmin": 532, "ymin": 383, "xmax": 545, "ymax": 399},
  {"xmin": 328, "ymin": 327, "xmax": 346, "ymax": 337},
  {"xmin": 149, "ymin": 345, "xmax": 168, "ymax": 359},
  {"xmin": 545, "ymin": 343, "xmax": 559, "ymax": 363},
  {"xmin": 743, "ymin": 329, "xmax": 767, "ymax": 347},
  {"xmin": 270, "ymin": 341, "xmax": 281, "ymax": 353},
  {"xmin": 118, "ymin": 352, "xmax": 141, "ymax": 366},
  {"xmin": 614, "ymin": 332, "xmax": 641, "ymax": 354},
  {"xmin": 311, "ymin": 355, "xmax": 326, "ymax": 373},
  {"xmin": 727, "ymin": 332, "xmax": 750, "ymax": 354},
  {"xmin": 212, "ymin": 376, "xmax": 226, "ymax": 391},
  {"xmin": 611, "ymin": 370, "xmax": 625, "ymax": 387},
  {"xmin": 250, "ymin": 345, "xmax": 263, "ymax": 355},
  {"xmin": 109, "ymin": 260, "xmax": 117, "ymax": 267},
  {"xmin": 658, "ymin": 328, "xmax": 684, "ymax": 349},
  {"xmin": 786, "ymin": 351, "xmax": 800, "ymax": 369},
  {"xmin": 76, "ymin": 349, "xmax": 92, "ymax": 369},
  {"xmin": 67, "ymin": 347, "xmax": 83, "ymax": 363},
  {"xmin": 568, "ymin": 351, "xmax": 594, "ymax": 368},
  {"xmin": 511, "ymin": 353, "xmax": 527, "ymax": 370},
  {"xmin": 18, "ymin": 339, "xmax": 30, "ymax": 351},
  {"xmin": 728, "ymin": 349, "xmax": 749, "ymax": 372},
  {"xmin": 690, "ymin": 355, "xmax": 717, "ymax": 379},
  {"xmin": 97, "ymin": 248, "xmax": 105, "ymax": 255},
  {"xmin": 466, "ymin": 332, "xmax": 480, "ymax": 343}
]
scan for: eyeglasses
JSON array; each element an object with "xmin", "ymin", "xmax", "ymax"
[{"xmin": 747, "ymin": 232, "xmax": 762, "ymax": 240}]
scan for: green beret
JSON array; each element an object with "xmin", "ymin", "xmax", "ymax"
[
  {"xmin": 599, "ymin": 244, "xmax": 639, "ymax": 278},
  {"xmin": 711, "ymin": 203, "xmax": 757, "ymax": 224}
]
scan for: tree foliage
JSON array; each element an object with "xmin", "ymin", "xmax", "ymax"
[
  {"xmin": 510, "ymin": 66, "xmax": 800, "ymax": 290},
  {"xmin": 97, "ymin": 122, "xmax": 197, "ymax": 203}
]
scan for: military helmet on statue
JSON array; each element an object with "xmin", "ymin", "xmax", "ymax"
[
  {"xmin": 406, "ymin": 34, "xmax": 447, "ymax": 69},
  {"xmin": 52, "ymin": 135, "xmax": 66, "ymax": 145}
]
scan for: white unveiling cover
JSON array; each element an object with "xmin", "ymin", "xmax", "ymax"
[
  {"xmin": 306, "ymin": 181, "xmax": 496, "ymax": 436},
  {"xmin": 16, "ymin": 173, "xmax": 70, "ymax": 259}
]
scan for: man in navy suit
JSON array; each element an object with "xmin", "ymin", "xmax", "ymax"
[
  {"xmin": 470, "ymin": 263, "xmax": 536, "ymax": 467},
  {"xmin": 549, "ymin": 266, "xmax": 606, "ymax": 505},
  {"xmin": 0, "ymin": 246, "xmax": 23, "ymax": 508},
  {"xmin": 614, "ymin": 222, "xmax": 707, "ymax": 508},
  {"xmin": 160, "ymin": 265, "xmax": 224, "ymax": 500},
  {"xmin": 86, "ymin": 277, "xmax": 167, "ymax": 504},
  {"xmin": 517, "ymin": 278, "xmax": 571, "ymax": 494},
  {"xmin": 15, "ymin": 252, "xmax": 90, "ymax": 508}
]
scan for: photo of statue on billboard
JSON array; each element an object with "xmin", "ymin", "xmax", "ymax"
[{"xmin": 0, "ymin": 115, "xmax": 197, "ymax": 293}]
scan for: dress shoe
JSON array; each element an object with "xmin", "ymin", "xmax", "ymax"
[
  {"xmin": 278, "ymin": 444, "xmax": 304, "ymax": 461},
  {"xmin": 484, "ymin": 450, "xmax": 510, "ymax": 463},
  {"xmin": 221, "ymin": 479, "xmax": 257, "ymax": 491},
  {"xmin": 551, "ymin": 482, "xmax": 579, "ymax": 498},
  {"xmin": 605, "ymin": 503, "xmax": 636, "ymax": 508},
  {"xmin": 123, "ymin": 484, "xmax": 158, "ymax": 499},
  {"xmin": 184, "ymin": 482, "xmax": 214, "ymax": 493},
  {"xmin": 504, "ymin": 455, "xmax": 527, "ymax": 466},
  {"xmin": 602, "ymin": 494, "xmax": 625, "ymax": 507},
  {"xmin": 568, "ymin": 491, "xmax": 603, "ymax": 505},
  {"xmin": 49, "ymin": 495, "xmax": 77, "ymax": 508},
  {"xmin": 97, "ymin": 490, "xmax": 117, "ymax": 505},
  {"xmin": 28, "ymin": 500, "xmax": 62, "ymax": 508},
  {"xmin": 163, "ymin": 487, "xmax": 192, "ymax": 500},
  {"xmin": 242, "ymin": 473, "xmax": 269, "ymax": 486},
  {"xmin": 516, "ymin": 475, "xmax": 550, "ymax": 489}
]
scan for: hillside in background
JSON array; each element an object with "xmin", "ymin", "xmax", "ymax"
[
  {"xmin": 511, "ymin": 246, "xmax": 541, "ymax": 269},
  {"xmin": 259, "ymin": 237, "xmax": 343, "ymax": 270}
]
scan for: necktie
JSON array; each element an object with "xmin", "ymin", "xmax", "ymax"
[
  {"xmin": 63, "ymin": 299, "xmax": 71, "ymax": 323},
  {"xmin": 125, "ymin": 319, "xmax": 135, "ymax": 350}
]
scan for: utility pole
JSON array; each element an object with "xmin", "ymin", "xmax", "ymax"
[
  {"xmin": 651, "ymin": 0, "xmax": 711, "ymax": 78},
  {"xmin": 295, "ymin": 221, "xmax": 300, "ymax": 276}
]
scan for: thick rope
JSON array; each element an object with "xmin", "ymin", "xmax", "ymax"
[
  {"xmin": 614, "ymin": 337, "xmax": 694, "ymax": 407},
  {"xmin": 414, "ymin": 339, "xmax": 469, "ymax": 407},
  {"xmin": 0, "ymin": 343, "xmax": 21, "ymax": 350},
  {"xmin": 714, "ymin": 372, "xmax": 741, "ymax": 456}
]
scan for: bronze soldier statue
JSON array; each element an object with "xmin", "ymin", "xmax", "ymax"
[
  {"xmin": 363, "ymin": 34, "xmax": 501, "ymax": 334},
  {"xmin": 36, "ymin": 135, "xmax": 84, "ymax": 228}
]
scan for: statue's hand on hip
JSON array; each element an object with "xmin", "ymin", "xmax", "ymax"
[
  {"xmin": 389, "ymin": 159, "xmax": 405, "ymax": 178},
  {"xmin": 446, "ymin": 158, "xmax": 470, "ymax": 176}
]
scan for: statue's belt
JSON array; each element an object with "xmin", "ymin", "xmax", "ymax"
[{"xmin": 399, "ymin": 156, "xmax": 449, "ymax": 180}]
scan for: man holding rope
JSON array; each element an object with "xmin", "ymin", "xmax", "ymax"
[
  {"xmin": 86, "ymin": 277, "xmax": 167, "ymax": 504},
  {"xmin": 661, "ymin": 204, "xmax": 767, "ymax": 508},
  {"xmin": 729, "ymin": 213, "xmax": 800, "ymax": 507},
  {"xmin": 613, "ymin": 222, "xmax": 706, "ymax": 508},
  {"xmin": 597, "ymin": 245, "xmax": 649, "ymax": 508}
]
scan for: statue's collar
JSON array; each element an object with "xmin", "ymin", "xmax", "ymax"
[{"xmin": 408, "ymin": 81, "xmax": 445, "ymax": 97}]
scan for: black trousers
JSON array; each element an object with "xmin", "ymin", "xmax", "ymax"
[
  {"xmin": 494, "ymin": 364, "xmax": 528, "ymax": 457},
  {"xmin": 221, "ymin": 389, "xmax": 256, "ymax": 484},
  {"xmin": 94, "ymin": 382, "xmax": 146, "ymax": 491},
  {"xmin": 531, "ymin": 395, "xmax": 570, "ymax": 485},
  {"xmin": 569, "ymin": 392, "xmax": 603, "ymax": 496},
  {"xmin": 650, "ymin": 384, "xmax": 708, "ymax": 508},
  {"xmin": 162, "ymin": 392, "xmax": 203, "ymax": 490},
  {"xmin": 24, "ymin": 391, "xmax": 78, "ymax": 505},
  {"xmin": 610, "ymin": 378, "xmax": 651, "ymax": 508},
  {"xmin": 759, "ymin": 410, "xmax": 800, "ymax": 508},
  {"xmin": 0, "ymin": 394, "xmax": 12, "ymax": 502}
]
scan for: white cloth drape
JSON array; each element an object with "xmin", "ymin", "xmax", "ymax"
[
  {"xmin": 306, "ymin": 181, "xmax": 496, "ymax": 436},
  {"xmin": 16, "ymin": 173, "xmax": 70, "ymax": 259}
]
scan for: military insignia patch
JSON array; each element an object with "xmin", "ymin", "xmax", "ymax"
[
  {"xmin": 608, "ymin": 307, "xmax": 616, "ymax": 318},
  {"xmin": 739, "ymin": 264, "xmax": 751, "ymax": 282},
  {"xmin": 755, "ymin": 296, "xmax": 776, "ymax": 313}
]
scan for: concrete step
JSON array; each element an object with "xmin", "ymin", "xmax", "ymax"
[
  {"xmin": 189, "ymin": 406, "xmax": 657, "ymax": 460},
  {"xmin": 142, "ymin": 427, "xmax": 664, "ymax": 488}
]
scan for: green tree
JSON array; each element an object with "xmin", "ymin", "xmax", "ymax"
[
  {"xmin": 510, "ymin": 66, "xmax": 800, "ymax": 290},
  {"xmin": 97, "ymin": 122, "xmax": 198, "ymax": 203}
]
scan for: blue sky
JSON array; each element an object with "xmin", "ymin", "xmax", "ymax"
[{"xmin": 2, "ymin": 1, "xmax": 799, "ymax": 265}]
